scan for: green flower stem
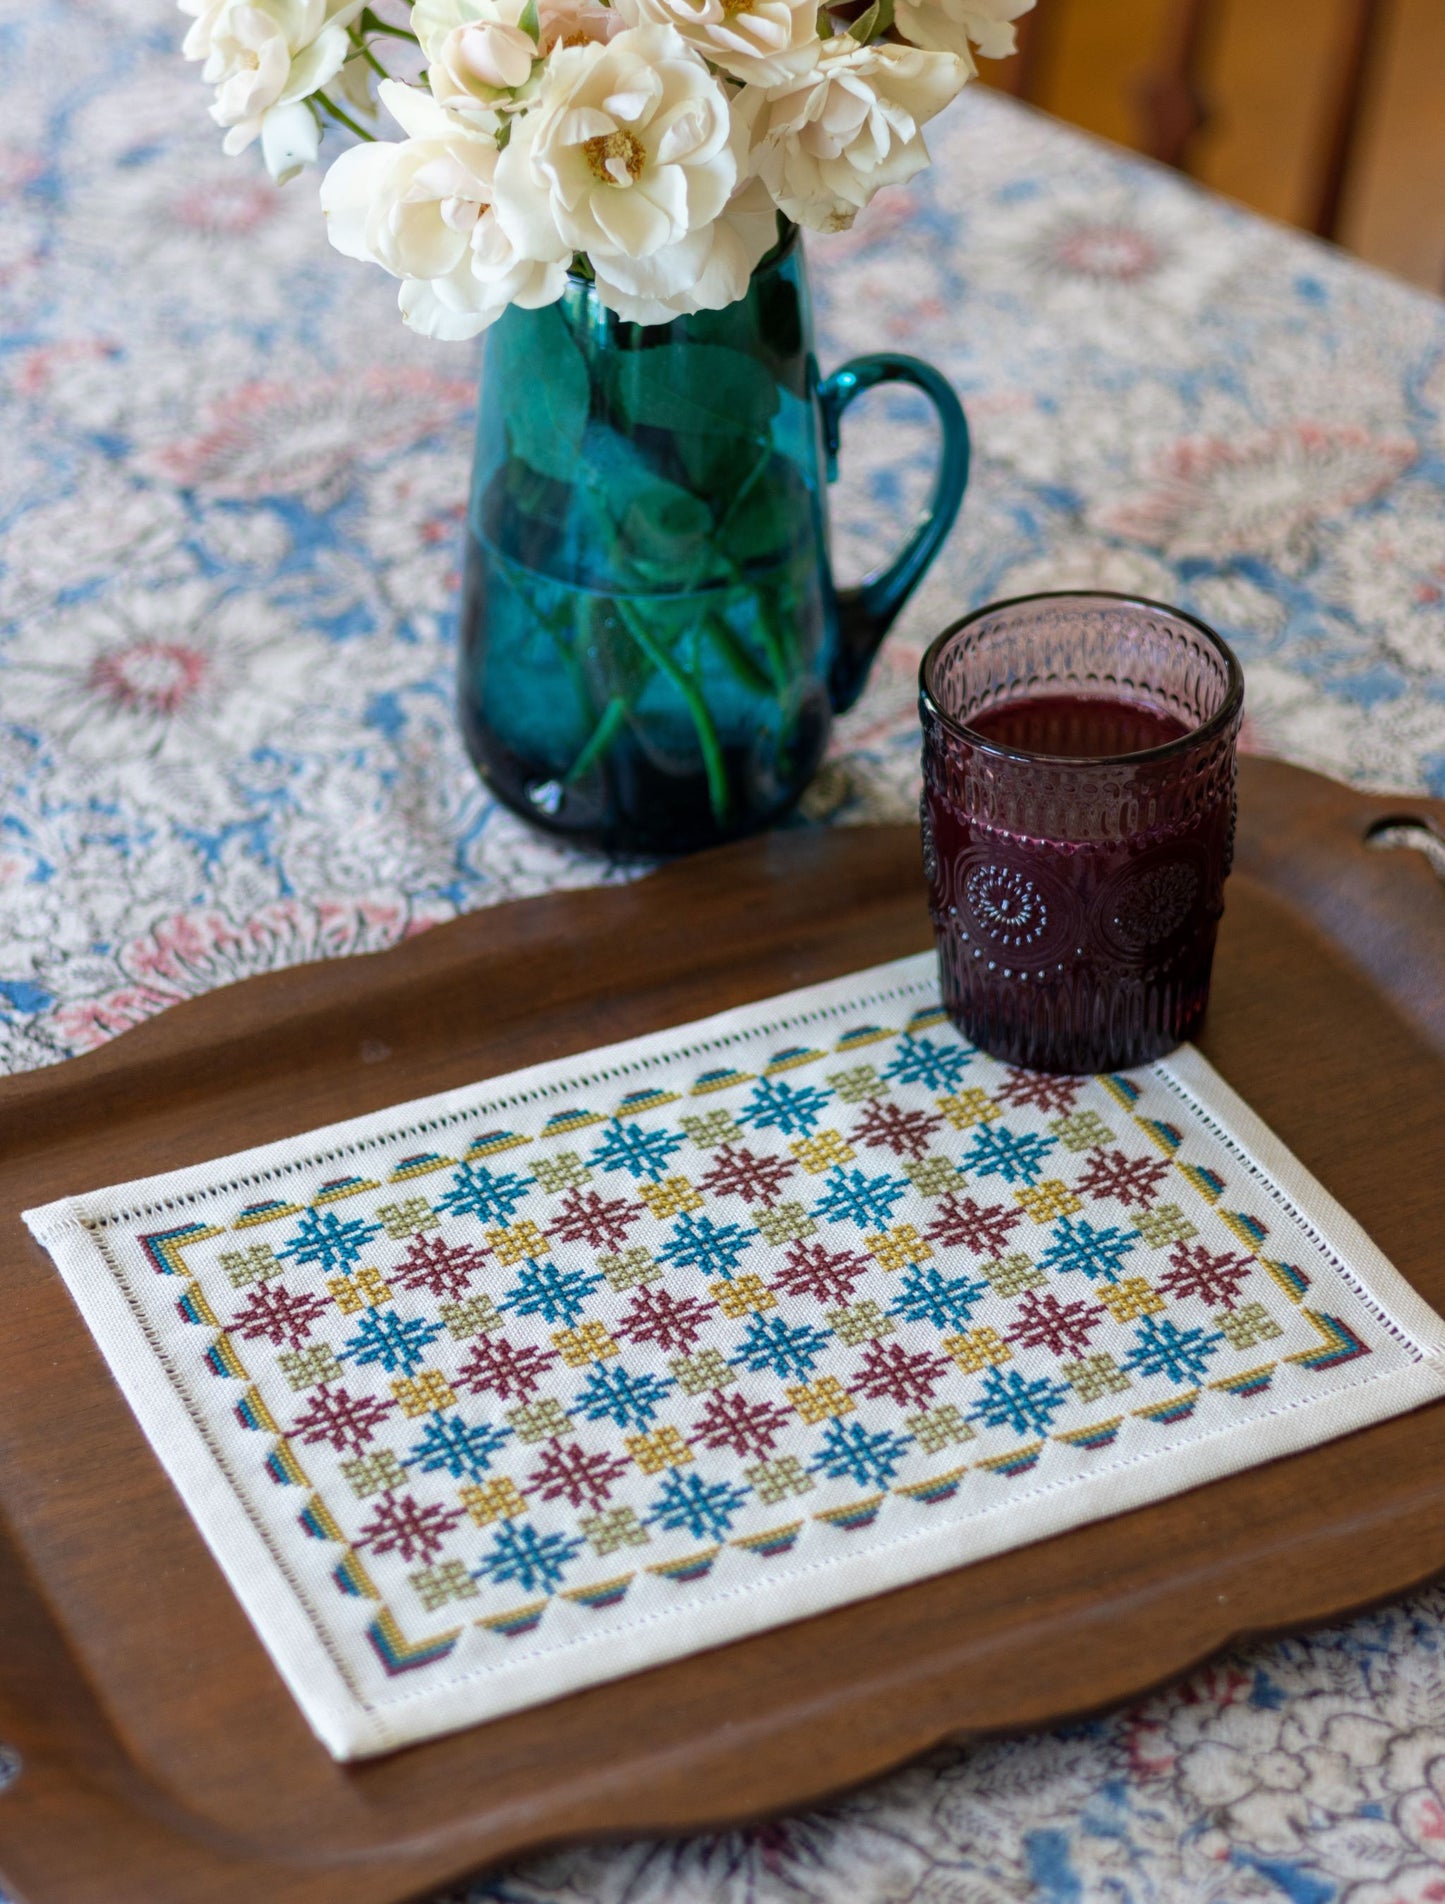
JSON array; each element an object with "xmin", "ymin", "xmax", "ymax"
[
  {"xmin": 714, "ymin": 443, "xmax": 798, "ymax": 695},
  {"xmin": 565, "ymin": 695, "xmax": 630, "ymax": 785},
  {"xmin": 317, "ymin": 92, "xmax": 374, "ymax": 140},
  {"xmin": 361, "ymin": 9, "xmax": 420, "ymax": 40},
  {"xmin": 704, "ymin": 616, "xmax": 773, "ymax": 697},
  {"xmin": 614, "ymin": 600, "xmax": 732, "ymax": 825},
  {"xmin": 718, "ymin": 442, "xmax": 771, "ymax": 531}
]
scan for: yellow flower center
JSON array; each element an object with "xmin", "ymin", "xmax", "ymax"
[
  {"xmin": 582, "ymin": 128, "xmax": 647, "ymax": 186},
  {"xmin": 719, "ymin": 0, "xmax": 754, "ymax": 15}
]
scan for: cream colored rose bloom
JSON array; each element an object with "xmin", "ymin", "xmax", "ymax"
[
  {"xmin": 492, "ymin": 25, "xmax": 736, "ymax": 267},
  {"xmin": 321, "ymin": 82, "xmax": 563, "ymax": 337},
  {"xmin": 893, "ymin": 0, "xmax": 1035, "ymax": 62},
  {"xmin": 411, "ymin": 0, "xmax": 617, "ymax": 124},
  {"xmin": 751, "ymin": 36, "xmax": 965, "ymax": 231},
  {"xmin": 610, "ymin": 0, "xmax": 819, "ymax": 87},
  {"xmin": 533, "ymin": 0, "xmax": 616, "ymax": 51},
  {"xmin": 593, "ymin": 175, "xmax": 779, "ymax": 323},
  {"xmin": 321, "ymin": 81, "xmax": 499, "ymax": 275},
  {"xmin": 180, "ymin": 0, "xmax": 364, "ymax": 181},
  {"xmin": 412, "ymin": 0, "xmax": 536, "ymax": 120},
  {"xmin": 399, "ymin": 215, "xmax": 568, "ymax": 339}
]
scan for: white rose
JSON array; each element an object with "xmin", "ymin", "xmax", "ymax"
[
  {"xmin": 751, "ymin": 36, "xmax": 965, "ymax": 232},
  {"xmin": 179, "ymin": 0, "xmax": 227, "ymax": 60},
  {"xmin": 413, "ymin": 0, "xmax": 615, "ymax": 57},
  {"xmin": 412, "ymin": 0, "xmax": 617, "ymax": 122},
  {"xmin": 533, "ymin": 0, "xmax": 617, "ymax": 51},
  {"xmin": 492, "ymin": 25, "xmax": 736, "ymax": 267},
  {"xmin": 320, "ymin": 81, "xmax": 563, "ymax": 338},
  {"xmin": 181, "ymin": 0, "xmax": 365, "ymax": 181},
  {"xmin": 894, "ymin": 0, "xmax": 1034, "ymax": 61},
  {"xmin": 413, "ymin": 0, "xmax": 538, "ymax": 120},
  {"xmin": 399, "ymin": 217, "xmax": 567, "ymax": 339},
  {"xmin": 592, "ymin": 175, "xmax": 779, "ymax": 323},
  {"xmin": 321, "ymin": 81, "xmax": 499, "ymax": 278},
  {"xmin": 610, "ymin": 0, "xmax": 818, "ymax": 87}
]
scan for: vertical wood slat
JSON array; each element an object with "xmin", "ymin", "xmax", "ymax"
[
  {"xmin": 991, "ymin": 7, "xmax": 1053, "ymax": 104},
  {"xmin": 1136, "ymin": 0, "xmax": 1217, "ymax": 172},
  {"xmin": 1134, "ymin": 0, "xmax": 1393, "ymax": 244},
  {"xmin": 1311, "ymin": 0, "xmax": 1391, "ymax": 241}
]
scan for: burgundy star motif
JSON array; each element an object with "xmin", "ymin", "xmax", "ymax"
[
  {"xmin": 287, "ymin": 1383, "xmax": 394, "ymax": 1453},
  {"xmin": 1158, "ymin": 1241, "xmax": 1255, "ymax": 1310},
  {"xmin": 1007, "ymin": 1289, "xmax": 1104, "ymax": 1358},
  {"xmin": 548, "ymin": 1186, "xmax": 641, "ymax": 1252},
  {"xmin": 690, "ymin": 1391, "xmax": 791, "ymax": 1459},
  {"xmin": 700, "ymin": 1143, "xmax": 797, "ymax": 1207},
  {"xmin": 1073, "ymin": 1148, "xmax": 1172, "ymax": 1207},
  {"xmin": 925, "ymin": 1193, "xmax": 1024, "ymax": 1257},
  {"xmin": 616, "ymin": 1285, "xmax": 713, "ymax": 1354},
  {"xmin": 454, "ymin": 1334, "xmax": 558, "ymax": 1400},
  {"xmin": 353, "ymin": 1492, "xmax": 463, "ymax": 1566},
  {"xmin": 773, "ymin": 1237, "xmax": 869, "ymax": 1305},
  {"xmin": 390, "ymin": 1234, "xmax": 488, "ymax": 1301},
  {"xmin": 996, "ymin": 1069, "xmax": 1084, "ymax": 1115},
  {"xmin": 526, "ymin": 1440, "xmax": 630, "ymax": 1511},
  {"xmin": 850, "ymin": 1339, "xmax": 950, "ymax": 1409},
  {"xmin": 849, "ymin": 1101, "xmax": 945, "ymax": 1160},
  {"xmin": 226, "ymin": 1283, "xmax": 329, "ymax": 1349}
]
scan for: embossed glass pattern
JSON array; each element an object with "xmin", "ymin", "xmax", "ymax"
[{"xmin": 919, "ymin": 592, "xmax": 1244, "ymax": 1073}]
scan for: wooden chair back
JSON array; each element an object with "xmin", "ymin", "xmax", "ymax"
[{"xmin": 995, "ymin": 0, "xmax": 1392, "ymax": 244}]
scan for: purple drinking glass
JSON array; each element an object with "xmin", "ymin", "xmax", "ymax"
[{"xmin": 919, "ymin": 591, "xmax": 1245, "ymax": 1074}]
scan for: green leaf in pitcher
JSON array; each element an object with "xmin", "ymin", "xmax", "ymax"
[
  {"xmin": 608, "ymin": 342, "xmax": 780, "ymax": 440},
  {"xmin": 572, "ymin": 423, "xmax": 723, "ymax": 591},
  {"xmin": 493, "ymin": 304, "xmax": 591, "ymax": 484},
  {"xmin": 720, "ymin": 454, "xmax": 813, "ymax": 569}
]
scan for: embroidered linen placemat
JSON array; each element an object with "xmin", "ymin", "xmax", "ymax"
[{"xmin": 24, "ymin": 954, "xmax": 1445, "ymax": 1760}]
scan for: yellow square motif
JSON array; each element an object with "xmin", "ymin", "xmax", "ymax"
[
  {"xmin": 329, "ymin": 1265, "xmax": 392, "ymax": 1314},
  {"xmin": 552, "ymin": 1320, "xmax": 620, "ymax": 1366},
  {"xmin": 328, "ymin": 1274, "xmax": 365, "ymax": 1315},
  {"xmin": 711, "ymin": 1272, "xmax": 776, "ymax": 1318},
  {"xmin": 936, "ymin": 1089, "xmax": 1001, "ymax": 1130},
  {"xmin": 942, "ymin": 1326, "xmax": 1013, "ymax": 1373},
  {"xmin": 792, "ymin": 1128, "xmax": 855, "ymax": 1173},
  {"xmin": 1014, "ymin": 1179, "xmax": 1084, "ymax": 1223},
  {"xmin": 486, "ymin": 1218, "xmax": 550, "ymax": 1264},
  {"xmin": 460, "ymin": 1476, "xmax": 527, "ymax": 1526},
  {"xmin": 865, "ymin": 1223, "xmax": 932, "ymax": 1272},
  {"xmin": 637, "ymin": 1175, "xmax": 704, "ymax": 1219},
  {"xmin": 787, "ymin": 1375, "xmax": 855, "ymax": 1423},
  {"xmin": 1095, "ymin": 1277, "xmax": 1165, "ymax": 1322},
  {"xmin": 391, "ymin": 1369, "xmax": 457, "ymax": 1417},
  {"xmin": 626, "ymin": 1425, "xmax": 694, "ymax": 1473}
]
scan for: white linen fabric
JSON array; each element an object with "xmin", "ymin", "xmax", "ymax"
[{"xmin": 24, "ymin": 954, "xmax": 1445, "ymax": 1761}]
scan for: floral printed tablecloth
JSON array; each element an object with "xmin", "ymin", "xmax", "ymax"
[{"xmin": 4, "ymin": 1, "xmax": 1445, "ymax": 1898}]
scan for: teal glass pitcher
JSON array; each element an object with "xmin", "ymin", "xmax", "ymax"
[{"xmin": 457, "ymin": 224, "xmax": 970, "ymax": 856}]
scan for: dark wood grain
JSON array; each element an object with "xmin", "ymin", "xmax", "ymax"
[
  {"xmin": 0, "ymin": 755, "xmax": 1442, "ymax": 1904},
  {"xmin": 1136, "ymin": 0, "xmax": 1393, "ymax": 241}
]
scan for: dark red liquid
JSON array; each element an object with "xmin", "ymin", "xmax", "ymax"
[
  {"xmin": 922, "ymin": 691, "xmax": 1238, "ymax": 1073},
  {"xmin": 966, "ymin": 694, "xmax": 1191, "ymax": 759}
]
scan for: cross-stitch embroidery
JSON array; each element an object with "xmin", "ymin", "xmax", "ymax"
[{"xmin": 28, "ymin": 957, "xmax": 1444, "ymax": 1760}]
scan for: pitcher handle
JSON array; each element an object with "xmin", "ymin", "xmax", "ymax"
[{"xmin": 818, "ymin": 353, "xmax": 970, "ymax": 713}]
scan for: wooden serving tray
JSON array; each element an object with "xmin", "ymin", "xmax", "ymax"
[{"xmin": 0, "ymin": 756, "xmax": 1443, "ymax": 1904}]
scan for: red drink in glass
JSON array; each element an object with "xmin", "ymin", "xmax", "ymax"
[{"xmin": 919, "ymin": 593, "xmax": 1244, "ymax": 1073}]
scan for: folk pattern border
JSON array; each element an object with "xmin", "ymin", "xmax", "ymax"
[{"xmin": 27, "ymin": 957, "xmax": 1444, "ymax": 1757}]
